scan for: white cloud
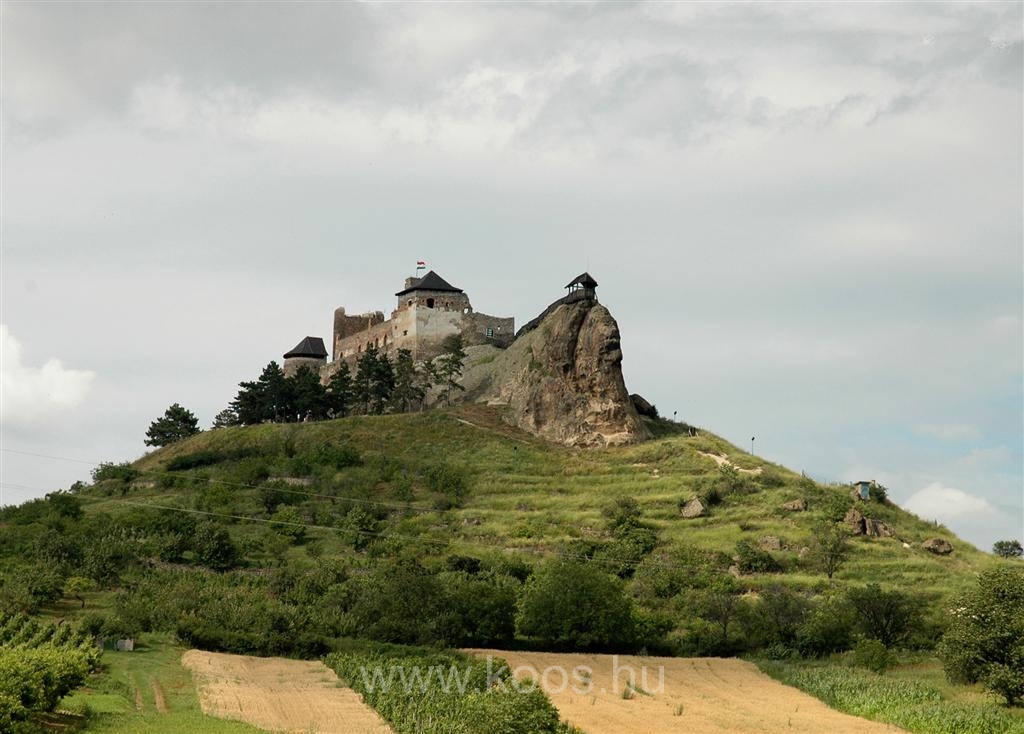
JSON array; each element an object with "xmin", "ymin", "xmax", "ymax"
[
  {"xmin": 0, "ymin": 325, "xmax": 95, "ymax": 425},
  {"xmin": 902, "ymin": 482, "xmax": 1000, "ymax": 525}
]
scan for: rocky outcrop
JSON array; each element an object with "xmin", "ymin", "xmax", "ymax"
[
  {"xmin": 680, "ymin": 498, "xmax": 706, "ymax": 518},
  {"xmin": 782, "ymin": 499, "xmax": 807, "ymax": 512},
  {"xmin": 460, "ymin": 298, "xmax": 650, "ymax": 447},
  {"xmin": 922, "ymin": 538, "xmax": 954, "ymax": 555},
  {"xmin": 631, "ymin": 394, "xmax": 658, "ymax": 419}
]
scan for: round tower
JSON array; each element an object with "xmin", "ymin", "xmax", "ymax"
[{"xmin": 283, "ymin": 336, "xmax": 328, "ymax": 377}]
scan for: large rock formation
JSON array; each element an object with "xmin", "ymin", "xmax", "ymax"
[{"xmin": 460, "ymin": 298, "xmax": 650, "ymax": 447}]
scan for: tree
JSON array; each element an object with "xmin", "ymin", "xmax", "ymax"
[
  {"xmin": 144, "ymin": 403, "xmax": 200, "ymax": 447},
  {"xmin": 211, "ymin": 408, "xmax": 239, "ymax": 429},
  {"xmin": 325, "ymin": 362, "xmax": 353, "ymax": 417},
  {"xmin": 938, "ymin": 566, "xmax": 1024, "ymax": 706},
  {"xmin": 64, "ymin": 576, "xmax": 96, "ymax": 608},
  {"xmin": 994, "ymin": 540, "xmax": 1024, "ymax": 559},
  {"xmin": 369, "ymin": 351, "xmax": 395, "ymax": 414},
  {"xmin": 352, "ymin": 347, "xmax": 380, "ymax": 415},
  {"xmin": 696, "ymin": 577, "xmax": 744, "ymax": 650},
  {"xmin": 389, "ymin": 349, "xmax": 425, "ymax": 413},
  {"xmin": 846, "ymin": 584, "xmax": 923, "ymax": 648},
  {"xmin": 515, "ymin": 559, "xmax": 635, "ymax": 648},
  {"xmin": 434, "ymin": 334, "xmax": 467, "ymax": 406},
  {"xmin": 290, "ymin": 365, "xmax": 328, "ymax": 421},
  {"xmin": 810, "ymin": 522, "xmax": 851, "ymax": 580}
]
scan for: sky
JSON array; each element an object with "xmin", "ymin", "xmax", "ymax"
[{"xmin": 1, "ymin": 2, "xmax": 1021, "ymax": 552}]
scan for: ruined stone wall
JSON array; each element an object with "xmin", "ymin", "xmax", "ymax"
[
  {"xmin": 333, "ymin": 308, "xmax": 385, "ymax": 360},
  {"xmin": 329, "ymin": 289, "xmax": 514, "ymax": 366},
  {"xmin": 461, "ymin": 312, "xmax": 515, "ymax": 349}
]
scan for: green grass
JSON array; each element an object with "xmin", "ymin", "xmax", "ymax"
[
  {"xmin": 757, "ymin": 656, "xmax": 1024, "ymax": 734},
  {"xmin": 58, "ymin": 633, "xmax": 263, "ymax": 733},
  {"xmin": 101, "ymin": 405, "xmax": 996, "ymax": 606}
]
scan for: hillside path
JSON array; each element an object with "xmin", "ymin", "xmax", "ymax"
[
  {"xmin": 182, "ymin": 649, "xmax": 394, "ymax": 734},
  {"xmin": 467, "ymin": 650, "xmax": 906, "ymax": 734}
]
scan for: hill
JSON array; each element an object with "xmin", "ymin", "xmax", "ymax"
[{"xmin": 98, "ymin": 406, "xmax": 992, "ymax": 607}]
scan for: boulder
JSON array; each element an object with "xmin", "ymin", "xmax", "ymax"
[
  {"xmin": 922, "ymin": 538, "xmax": 954, "ymax": 555},
  {"xmin": 864, "ymin": 519, "xmax": 895, "ymax": 538},
  {"xmin": 760, "ymin": 535, "xmax": 783, "ymax": 551},
  {"xmin": 728, "ymin": 564, "xmax": 742, "ymax": 578},
  {"xmin": 630, "ymin": 393, "xmax": 658, "ymax": 419},
  {"xmin": 782, "ymin": 498, "xmax": 807, "ymax": 512},
  {"xmin": 844, "ymin": 508, "xmax": 866, "ymax": 535},
  {"xmin": 680, "ymin": 498, "xmax": 706, "ymax": 519}
]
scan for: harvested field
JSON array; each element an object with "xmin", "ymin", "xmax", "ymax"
[
  {"xmin": 468, "ymin": 650, "xmax": 905, "ymax": 733},
  {"xmin": 182, "ymin": 649, "xmax": 394, "ymax": 734}
]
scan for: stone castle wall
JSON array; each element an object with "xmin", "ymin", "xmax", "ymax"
[{"xmin": 330, "ymin": 289, "xmax": 513, "ymax": 368}]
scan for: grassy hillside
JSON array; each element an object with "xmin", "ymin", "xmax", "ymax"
[{"xmin": 97, "ymin": 405, "xmax": 992, "ymax": 602}]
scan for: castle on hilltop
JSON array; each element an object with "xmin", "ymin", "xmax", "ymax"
[{"xmin": 282, "ymin": 270, "xmax": 524, "ymax": 378}]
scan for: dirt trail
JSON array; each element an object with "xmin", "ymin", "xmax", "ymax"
[
  {"xmin": 150, "ymin": 679, "xmax": 168, "ymax": 713},
  {"xmin": 182, "ymin": 649, "xmax": 394, "ymax": 734},
  {"xmin": 698, "ymin": 451, "xmax": 762, "ymax": 475},
  {"xmin": 468, "ymin": 650, "xmax": 905, "ymax": 734}
]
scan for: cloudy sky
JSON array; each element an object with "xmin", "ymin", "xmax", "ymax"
[{"xmin": 2, "ymin": 2, "xmax": 1021, "ymax": 551}]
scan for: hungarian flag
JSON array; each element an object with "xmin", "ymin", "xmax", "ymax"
[{"xmin": 416, "ymin": 261, "xmax": 426, "ymax": 270}]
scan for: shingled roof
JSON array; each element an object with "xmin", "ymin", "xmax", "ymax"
[
  {"xmin": 283, "ymin": 336, "xmax": 328, "ymax": 359},
  {"xmin": 395, "ymin": 270, "xmax": 464, "ymax": 296},
  {"xmin": 566, "ymin": 272, "xmax": 598, "ymax": 289}
]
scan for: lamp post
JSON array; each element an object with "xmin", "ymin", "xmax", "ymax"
[{"xmin": 751, "ymin": 436, "xmax": 755, "ymax": 456}]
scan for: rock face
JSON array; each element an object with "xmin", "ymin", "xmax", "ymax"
[
  {"xmin": 461, "ymin": 298, "xmax": 650, "ymax": 447},
  {"xmin": 631, "ymin": 394, "xmax": 658, "ymax": 419},
  {"xmin": 864, "ymin": 518, "xmax": 895, "ymax": 538},
  {"xmin": 922, "ymin": 538, "xmax": 954, "ymax": 555},
  {"xmin": 844, "ymin": 508, "xmax": 866, "ymax": 534},
  {"xmin": 782, "ymin": 499, "xmax": 807, "ymax": 512}
]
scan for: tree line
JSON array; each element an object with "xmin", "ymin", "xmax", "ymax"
[
  {"xmin": 143, "ymin": 335, "xmax": 470, "ymax": 446},
  {"xmin": 216, "ymin": 335, "xmax": 467, "ymax": 427}
]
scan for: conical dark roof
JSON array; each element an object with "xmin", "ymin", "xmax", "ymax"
[
  {"xmin": 566, "ymin": 272, "xmax": 598, "ymax": 289},
  {"xmin": 395, "ymin": 270, "xmax": 464, "ymax": 296},
  {"xmin": 283, "ymin": 336, "xmax": 328, "ymax": 359}
]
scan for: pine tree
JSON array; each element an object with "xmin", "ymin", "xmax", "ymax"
[
  {"xmin": 144, "ymin": 403, "xmax": 201, "ymax": 447},
  {"xmin": 434, "ymin": 334, "xmax": 467, "ymax": 406},
  {"xmin": 353, "ymin": 347, "xmax": 378, "ymax": 415},
  {"xmin": 370, "ymin": 351, "xmax": 395, "ymax": 414},
  {"xmin": 390, "ymin": 349, "xmax": 425, "ymax": 413},
  {"xmin": 326, "ymin": 362, "xmax": 353, "ymax": 418},
  {"xmin": 290, "ymin": 365, "xmax": 328, "ymax": 421}
]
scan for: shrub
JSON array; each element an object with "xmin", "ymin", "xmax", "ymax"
[
  {"xmin": 167, "ymin": 451, "xmax": 223, "ymax": 471},
  {"xmin": 90, "ymin": 462, "xmax": 138, "ymax": 483},
  {"xmin": 735, "ymin": 540, "xmax": 781, "ymax": 574},
  {"xmin": 846, "ymin": 584, "xmax": 924, "ymax": 648},
  {"xmin": 796, "ymin": 595, "xmax": 856, "ymax": 657},
  {"xmin": 516, "ymin": 559, "xmax": 636, "ymax": 649},
  {"xmin": 853, "ymin": 638, "xmax": 895, "ymax": 673},
  {"xmin": 993, "ymin": 540, "xmax": 1023, "ymax": 559}
]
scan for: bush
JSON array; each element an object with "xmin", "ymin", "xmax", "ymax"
[
  {"xmin": 735, "ymin": 540, "xmax": 782, "ymax": 574},
  {"xmin": 516, "ymin": 559, "xmax": 636, "ymax": 649},
  {"xmin": 853, "ymin": 638, "xmax": 895, "ymax": 673},
  {"xmin": 90, "ymin": 462, "xmax": 138, "ymax": 483},
  {"xmin": 796, "ymin": 595, "xmax": 856, "ymax": 658},
  {"xmin": 846, "ymin": 584, "xmax": 923, "ymax": 648}
]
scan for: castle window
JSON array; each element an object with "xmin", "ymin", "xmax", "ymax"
[
  {"xmin": 403, "ymin": 330, "xmax": 408, "ymax": 336},
  {"xmin": 408, "ymin": 300, "xmax": 413, "ymax": 307},
  {"xmin": 426, "ymin": 298, "xmax": 435, "ymax": 308},
  {"xmin": 486, "ymin": 327, "xmax": 494, "ymax": 338}
]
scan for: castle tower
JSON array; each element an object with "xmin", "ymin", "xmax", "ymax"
[
  {"xmin": 283, "ymin": 336, "xmax": 328, "ymax": 377},
  {"xmin": 394, "ymin": 270, "xmax": 471, "ymax": 312}
]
